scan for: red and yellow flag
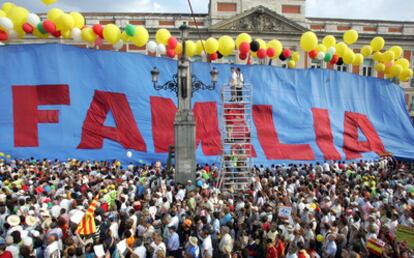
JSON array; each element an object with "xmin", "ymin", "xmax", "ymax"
[{"xmin": 76, "ymin": 193, "xmax": 99, "ymax": 235}]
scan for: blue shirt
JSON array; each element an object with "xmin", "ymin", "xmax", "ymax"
[{"xmin": 167, "ymin": 232, "xmax": 180, "ymax": 251}]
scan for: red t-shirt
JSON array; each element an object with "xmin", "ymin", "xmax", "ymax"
[
  {"xmin": 275, "ymin": 240, "xmax": 285, "ymax": 257},
  {"xmin": 266, "ymin": 246, "xmax": 277, "ymax": 258},
  {"xmin": 0, "ymin": 251, "xmax": 13, "ymax": 258}
]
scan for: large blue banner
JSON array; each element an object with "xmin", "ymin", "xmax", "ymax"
[{"xmin": 0, "ymin": 43, "xmax": 413, "ymax": 165}]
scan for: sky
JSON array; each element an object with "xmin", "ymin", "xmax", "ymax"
[{"xmin": 9, "ymin": 0, "xmax": 414, "ymax": 21}]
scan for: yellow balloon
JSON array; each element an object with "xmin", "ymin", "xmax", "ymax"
[
  {"xmin": 335, "ymin": 42, "xmax": 348, "ymax": 57},
  {"xmin": 175, "ymin": 42, "xmax": 183, "ymax": 55},
  {"xmin": 218, "ymin": 35, "xmax": 235, "ymax": 56},
  {"xmin": 7, "ymin": 6, "xmax": 29, "ymax": 28},
  {"xmin": 288, "ymin": 60, "xmax": 296, "ymax": 69},
  {"xmin": 60, "ymin": 30, "xmax": 70, "ymax": 39},
  {"xmin": 389, "ymin": 46, "xmax": 403, "ymax": 59},
  {"xmin": 382, "ymin": 51, "xmax": 395, "ymax": 62},
  {"xmin": 131, "ymin": 25, "xmax": 148, "ymax": 47},
  {"xmin": 343, "ymin": 29, "xmax": 358, "ymax": 45},
  {"xmin": 361, "ymin": 45, "xmax": 373, "ymax": 57},
  {"xmin": 399, "ymin": 68, "xmax": 413, "ymax": 81},
  {"xmin": 395, "ymin": 58, "xmax": 410, "ymax": 70},
  {"xmin": 185, "ymin": 40, "xmax": 196, "ymax": 57},
  {"xmin": 103, "ymin": 24, "xmax": 121, "ymax": 45},
  {"xmin": 370, "ymin": 36, "xmax": 385, "ymax": 52},
  {"xmin": 291, "ymin": 51, "xmax": 300, "ymax": 62},
  {"xmin": 236, "ymin": 33, "xmax": 251, "ymax": 48},
  {"xmin": 2, "ymin": 2, "xmax": 15, "ymax": 13},
  {"xmin": 155, "ymin": 28, "xmax": 170, "ymax": 45},
  {"xmin": 70, "ymin": 12, "xmax": 84, "ymax": 29},
  {"xmin": 47, "ymin": 8, "xmax": 63, "ymax": 23},
  {"xmin": 373, "ymin": 52, "xmax": 383, "ymax": 62},
  {"xmin": 316, "ymin": 234, "xmax": 324, "ymax": 243},
  {"xmin": 352, "ymin": 53, "xmax": 364, "ymax": 66},
  {"xmin": 41, "ymin": 0, "xmax": 57, "ymax": 6},
  {"xmin": 322, "ymin": 35, "xmax": 336, "ymax": 48},
  {"xmin": 316, "ymin": 44, "xmax": 327, "ymax": 53},
  {"xmin": 58, "ymin": 13, "xmax": 75, "ymax": 31},
  {"xmin": 390, "ymin": 64, "xmax": 403, "ymax": 77},
  {"xmin": 374, "ymin": 63, "xmax": 385, "ymax": 72},
  {"xmin": 81, "ymin": 27, "xmax": 97, "ymax": 43},
  {"xmin": 267, "ymin": 39, "xmax": 283, "ymax": 57},
  {"xmin": 195, "ymin": 40, "xmax": 205, "ymax": 55},
  {"xmin": 343, "ymin": 49, "xmax": 355, "ymax": 64},
  {"xmin": 0, "ymin": 10, "xmax": 6, "ymax": 18},
  {"xmin": 300, "ymin": 31, "xmax": 318, "ymax": 52},
  {"xmin": 120, "ymin": 31, "xmax": 130, "ymax": 43},
  {"xmin": 205, "ymin": 37, "xmax": 219, "ymax": 54}
]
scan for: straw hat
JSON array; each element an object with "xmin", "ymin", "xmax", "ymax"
[
  {"xmin": 189, "ymin": 236, "xmax": 198, "ymax": 246},
  {"xmin": 7, "ymin": 215, "xmax": 21, "ymax": 227},
  {"xmin": 25, "ymin": 216, "xmax": 38, "ymax": 226}
]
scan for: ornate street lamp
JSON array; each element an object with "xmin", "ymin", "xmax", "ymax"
[{"xmin": 150, "ymin": 22, "xmax": 219, "ymax": 184}]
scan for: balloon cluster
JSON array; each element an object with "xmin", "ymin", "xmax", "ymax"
[
  {"xmin": 234, "ymin": 33, "xmax": 300, "ymax": 68},
  {"xmin": 299, "ymin": 29, "xmax": 413, "ymax": 81},
  {"xmin": 0, "ymin": 2, "xmax": 149, "ymax": 51}
]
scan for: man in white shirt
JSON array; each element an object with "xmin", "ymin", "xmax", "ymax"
[
  {"xmin": 235, "ymin": 68, "xmax": 244, "ymax": 102},
  {"xmin": 201, "ymin": 229, "xmax": 213, "ymax": 258},
  {"xmin": 150, "ymin": 233, "xmax": 166, "ymax": 258},
  {"xmin": 133, "ymin": 238, "xmax": 146, "ymax": 258}
]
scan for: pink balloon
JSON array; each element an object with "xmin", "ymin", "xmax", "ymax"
[
  {"xmin": 385, "ymin": 60, "xmax": 394, "ymax": 69},
  {"xmin": 95, "ymin": 37, "xmax": 103, "ymax": 47}
]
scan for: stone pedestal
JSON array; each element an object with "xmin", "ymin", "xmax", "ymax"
[{"xmin": 174, "ymin": 110, "xmax": 196, "ymax": 184}]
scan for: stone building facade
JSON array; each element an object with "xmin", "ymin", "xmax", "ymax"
[{"xmin": 12, "ymin": 0, "xmax": 414, "ymax": 117}]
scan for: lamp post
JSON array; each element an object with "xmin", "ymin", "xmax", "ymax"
[{"xmin": 150, "ymin": 22, "xmax": 218, "ymax": 184}]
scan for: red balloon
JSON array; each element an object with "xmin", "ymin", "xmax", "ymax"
[
  {"xmin": 0, "ymin": 30, "xmax": 8, "ymax": 41},
  {"xmin": 166, "ymin": 48, "xmax": 176, "ymax": 58},
  {"xmin": 22, "ymin": 23, "xmax": 33, "ymax": 33},
  {"xmin": 92, "ymin": 24, "xmax": 104, "ymax": 38},
  {"xmin": 43, "ymin": 20, "xmax": 56, "ymax": 34},
  {"xmin": 257, "ymin": 48, "xmax": 266, "ymax": 59},
  {"xmin": 283, "ymin": 48, "xmax": 291, "ymax": 58},
  {"xmin": 329, "ymin": 54, "xmax": 339, "ymax": 65},
  {"xmin": 239, "ymin": 42, "xmax": 250, "ymax": 54},
  {"xmin": 266, "ymin": 47, "xmax": 275, "ymax": 58},
  {"xmin": 167, "ymin": 36, "xmax": 177, "ymax": 50},
  {"xmin": 309, "ymin": 49, "xmax": 318, "ymax": 59},
  {"xmin": 52, "ymin": 30, "xmax": 61, "ymax": 38},
  {"xmin": 239, "ymin": 52, "xmax": 247, "ymax": 60},
  {"xmin": 210, "ymin": 52, "xmax": 218, "ymax": 61}
]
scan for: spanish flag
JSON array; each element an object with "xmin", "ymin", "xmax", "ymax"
[{"xmin": 76, "ymin": 193, "xmax": 100, "ymax": 235}]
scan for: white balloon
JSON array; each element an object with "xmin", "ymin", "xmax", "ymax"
[
  {"xmin": 156, "ymin": 44, "xmax": 166, "ymax": 56},
  {"xmin": 26, "ymin": 13, "xmax": 40, "ymax": 28},
  {"xmin": 113, "ymin": 39, "xmax": 124, "ymax": 51},
  {"xmin": 201, "ymin": 51, "xmax": 207, "ymax": 58},
  {"xmin": 327, "ymin": 47, "xmax": 336, "ymax": 55},
  {"xmin": 317, "ymin": 52, "xmax": 325, "ymax": 60},
  {"xmin": 0, "ymin": 17, "xmax": 13, "ymax": 31},
  {"xmin": 147, "ymin": 40, "xmax": 157, "ymax": 53},
  {"xmin": 71, "ymin": 28, "xmax": 81, "ymax": 41},
  {"xmin": 126, "ymin": 151, "xmax": 132, "ymax": 158}
]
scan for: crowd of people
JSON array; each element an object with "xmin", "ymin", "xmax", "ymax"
[{"xmin": 0, "ymin": 157, "xmax": 413, "ymax": 258}]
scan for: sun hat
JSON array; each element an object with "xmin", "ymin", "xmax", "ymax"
[
  {"xmin": 189, "ymin": 236, "xmax": 198, "ymax": 246},
  {"xmin": 25, "ymin": 216, "xmax": 37, "ymax": 226},
  {"xmin": 7, "ymin": 215, "xmax": 20, "ymax": 227}
]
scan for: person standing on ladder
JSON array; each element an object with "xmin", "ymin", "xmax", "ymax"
[
  {"xmin": 236, "ymin": 68, "xmax": 244, "ymax": 102},
  {"xmin": 230, "ymin": 67, "xmax": 237, "ymax": 101}
]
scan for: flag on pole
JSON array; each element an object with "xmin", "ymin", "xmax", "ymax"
[{"xmin": 76, "ymin": 193, "xmax": 100, "ymax": 235}]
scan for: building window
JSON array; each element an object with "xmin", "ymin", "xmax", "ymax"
[
  {"xmin": 336, "ymin": 65, "xmax": 347, "ymax": 72},
  {"xmin": 310, "ymin": 60, "xmax": 321, "ymax": 69},
  {"xmin": 281, "ymin": 5, "xmax": 301, "ymax": 14},
  {"xmin": 362, "ymin": 59, "xmax": 373, "ymax": 77}
]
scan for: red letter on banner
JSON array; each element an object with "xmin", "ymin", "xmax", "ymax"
[
  {"xmin": 343, "ymin": 111, "xmax": 386, "ymax": 160},
  {"xmin": 253, "ymin": 105, "xmax": 315, "ymax": 160},
  {"xmin": 12, "ymin": 85, "xmax": 70, "ymax": 147},
  {"xmin": 77, "ymin": 90, "xmax": 146, "ymax": 151},
  {"xmin": 193, "ymin": 102, "xmax": 222, "ymax": 155},
  {"xmin": 150, "ymin": 96, "xmax": 222, "ymax": 155},
  {"xmin": 312, "ymin": 108, "xmax": 342, "ymax": 160},
  {"xmin": 150, "ymin": 96, "xmax": 176, "ymax": 153}
]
